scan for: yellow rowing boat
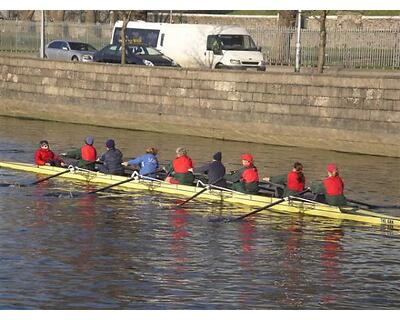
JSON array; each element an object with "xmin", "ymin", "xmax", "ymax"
[{"xmin": 1, "ymin": 160, "xmax": 399, "ymax": 230}]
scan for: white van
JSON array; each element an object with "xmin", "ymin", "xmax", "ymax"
[{"xmin": 111, "ymin": 21, "xmax": 266, "ymax": 71}]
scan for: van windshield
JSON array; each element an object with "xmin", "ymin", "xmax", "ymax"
[{"xmin": 218, "ymin": 35, "xmax": 257, "ymax": 51}]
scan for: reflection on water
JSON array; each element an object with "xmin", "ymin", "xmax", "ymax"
[
  {"xmin": 0, "ymin": 117, "xmax": 400, "ymax": 309},
  {"xmin": 319, "ymin": 229, "xmax": 343, "ymax": 307}
]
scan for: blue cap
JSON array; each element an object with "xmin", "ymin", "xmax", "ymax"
[
  {"xmin": 85, "ymin": 136, "xmax": 94, "ymax": 145},
  {"xmin": 106, "ymin": 139, "xmax": 115, "ymax": 149}
]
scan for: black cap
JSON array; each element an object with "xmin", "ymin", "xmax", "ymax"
[{"xmin": 213, "ymin": 152, "xmax": 222, "ymax": 161}]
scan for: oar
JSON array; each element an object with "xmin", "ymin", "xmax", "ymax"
[
  {"xmin": 86, "ymin": 176, "xmax": 137, "ymax": 194},
  {"xmin": 214, "ymin": 188, "xmax": 310, "ymax": 223},
  {"xmin": 347, "ymin": 198, "xmax": 400, "ymax": 210},
  {"xmin": 86, "ymin": 169, "xmax": 165, "ymax": 195},
  {"xmin": 27, "ymin": 160, "xmax": 101, "ymax": 187},
  {"xmin": 176, "ymin": 176, "xmax": 224, "ymax": 207},
  {"xmin": 27, "ymin": 166, "xmax": 74, "ymax": 186}
]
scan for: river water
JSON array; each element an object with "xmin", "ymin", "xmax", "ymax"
[{"xmin": 0, "ymin": 116, "xmax": 399, "ymax": 309}]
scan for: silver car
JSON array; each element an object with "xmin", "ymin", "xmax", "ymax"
[{"xmin": 45, "ymin": 40, "xmax": 97, "ymax": 62}]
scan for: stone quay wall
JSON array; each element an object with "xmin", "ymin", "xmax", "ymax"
[{"xmin": 0, "ymin": 55, "xmax": 399, "ymax": 157}]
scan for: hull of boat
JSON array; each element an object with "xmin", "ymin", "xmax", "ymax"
[{"xmin": 1, "ymin": 160, "xmax": 399, "ymax": 230}]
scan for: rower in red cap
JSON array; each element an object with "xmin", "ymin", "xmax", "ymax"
[
  {"xmin": 311, "ymin": 163, "xmax": 347, "ymax": 206},
  {"xmin": 224, "ymin": 153, "xmax": 259, "ymax": 194}
]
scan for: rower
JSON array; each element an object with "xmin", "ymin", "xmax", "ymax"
[
  {"xmin": 224, "ymin": 153, "xmax": 259, "ymax": 194},
  {"xmin": 263, "ymin": 162, "xmax": 306, "ymax": 197},
  {"xmin": 193, "ymin": 151, "xmax": 227, "ymax": 188},
  {"xmin": 61, "ymin": 136, "xmax": 97, "ymax": 170},
  {"xmin": 311, "ymin": 163, "xmax": 347, "ymax": 206},
  {"xmin": 96, "ymin": 139, "xmax": 125, "ymax": 176},
  {"xmin": 122, "ymin": 147, "xmax": 159, "ymax": 178},
  {"xmin": 165, "ymin": 147, "xmax": 194, "ymax": 185},
  {"xmin": 34, "ymin": 140, "xmax": 65, "ymax": 167}
]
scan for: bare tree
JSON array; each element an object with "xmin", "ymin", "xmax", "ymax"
[
  {"xmin": 49, "ymin": 10, "xmax": 65, "ymax": 22},
  {"xmin": 273, "ymin": 10, "xmax": 297, "ymax": 65},
  {"xmin": 302, "ymin": 10, "xmax": 328, "ymax": 73},
  {"xmin": 85, "ymin": 10, "xmax": 96, "ymax": 23},
  {"xmin": 120, "ymin": 11, "xmax": 133, "ymax": 65},
  {"xmin": 316, "ymin": 11, "xmax": 328, "ymax": 73},
  {"xmin": 21, "ymin": 10, "xmax": 35, "ymax": 21}
]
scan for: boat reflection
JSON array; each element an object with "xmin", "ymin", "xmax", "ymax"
[
  {"xmin": 169, "ymin": 205, "xmax": 190, "ymax": 272},
  {"xmin": 319, "ymin": 228, "xmax": 344, "ymax": 306}
]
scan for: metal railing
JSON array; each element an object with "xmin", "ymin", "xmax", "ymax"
[
  {"xmin": 249, "ymin": 26, "xmax": 400, "ymax": 69},
  {"xmin": 0, "ymin": 20, "xmax": 112, "ymax": 55},
  {"xmin": 0, "ymin": 20, "xmax": 399, "ymax": 69}
]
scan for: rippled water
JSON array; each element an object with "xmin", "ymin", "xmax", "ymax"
[{"xmin": 0, "ymin": 116, "xmax": 399, "ymax": 309}]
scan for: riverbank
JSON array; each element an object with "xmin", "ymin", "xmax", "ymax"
[{"xmin": 0, "ymin": 55, "xmax": 399, "ymax": 157}]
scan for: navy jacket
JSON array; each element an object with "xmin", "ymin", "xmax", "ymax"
[
  {"xmin": 194, "ymin": 160, "xmax": 227, "ymax": 187},
  {"xmin": 99, "ymin": 148, "xmax": 124, "ymax": 175}
]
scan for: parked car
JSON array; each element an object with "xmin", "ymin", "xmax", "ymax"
[
  {"xmin": 93, "ymin": 44, "xmax": 180, "ymax": 67},
  {"xmin": 45, "ymin": 40, "xmax": 97, "ymax": 62}
]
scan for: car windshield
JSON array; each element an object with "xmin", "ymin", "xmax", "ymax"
[
  {"xmin": 69, "ymin": 42, "xmax": 97, "ymax": 51},
  {"xmin": 128, "ymin": 46, "xmax": 162, "ymax": 56},
  {"xmin": 218, "ymin": 35, "xmax": 257, "ymax": 51}
]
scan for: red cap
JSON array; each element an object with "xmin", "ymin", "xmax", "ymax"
[
  {"xmin": 241, "ymin": 153, "xmax": 253, "ymax": 163},
  {"xmin": 327, "ymin": 163, "xmax": 337, "ymax": 172}
]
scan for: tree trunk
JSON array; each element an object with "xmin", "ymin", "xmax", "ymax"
[
  {"xmin": 121, "ymin": 11, "xmax": 132, "ymax": 65},
  {"xmin": 86, "ymin": 10, "xmax": 96, "ymax": 24},
  {"xmin": 317, "ymin": 11, "xmax": 327, "ymax": 73}
]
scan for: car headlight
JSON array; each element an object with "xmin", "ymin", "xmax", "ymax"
[
  {"xmin": 143, "ymin": 59, "xmax": 154, "ymax": 66},
  {"xmin": 230, "ymin": 59, "xmax": 241, "ymax": 65}
]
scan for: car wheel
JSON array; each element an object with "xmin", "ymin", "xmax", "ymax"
[{"xmin": 71, "ymin": 56, "xmax": 79, "ymax": 62}]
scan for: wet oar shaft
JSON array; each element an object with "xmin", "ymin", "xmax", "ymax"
[
  {"xmin": 230, "ymin": 188, "xmax": 310, "ymax": 222},
  {"xmin": 29, "ymin": 167, "xmax": 72, "ymax": 186},
  {"xmin": 176, "ymin": 176, "xmax": 224, "ymax": 207}
]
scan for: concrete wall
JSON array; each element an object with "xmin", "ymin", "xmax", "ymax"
[{"xmin": 0, "ymin": 56, "xmax": 399, "ymax": 157}]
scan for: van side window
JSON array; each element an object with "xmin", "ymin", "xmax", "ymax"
[
  {"xmin": 206, "ymin": 35, "xmax": 216, "ymax": 50},
  {"xmin": 207, "ymin": 35, "xmax": 222, "ymax": 54},
  {"xmin": 160, "ymin": 34, "xmax": 165, "ymax": 47}
]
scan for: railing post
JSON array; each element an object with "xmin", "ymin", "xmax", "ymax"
[
  {"xmin": 40, "ymin": 10, "xmax": 45, "ymax": 58},
  {"xmin": 295, "ymin": 10, "xmax": 302, "ymax": 72}
]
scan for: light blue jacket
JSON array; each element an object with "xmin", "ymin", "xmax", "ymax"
[{"xmin": 127, "ymin": 153, "xmax": 159, "ymax": 177}]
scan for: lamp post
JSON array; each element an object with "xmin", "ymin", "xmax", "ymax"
[
  {"xmin": 295, "ymin": 10, "xmax": 302, "ymax": 72},
  {"xmin": 40, "ymin": 10, "xmax": 45, "ymax": 59}
]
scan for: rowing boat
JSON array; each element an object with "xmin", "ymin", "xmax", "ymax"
[{"xmin": 1, "ymin": 160, "xmax": 399, "ymax": 230}]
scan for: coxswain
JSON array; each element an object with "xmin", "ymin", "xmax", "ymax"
[
  {"xmin": 122, "ymin": 147, "xmax": 159, "ymax": 178},
  {"xmin": 193, "ymin": 151, "xmax": 227, "ymax": 187},
  {"xmin": 96, "ymin": 139, "xmax": 125, "ymax": 175},
  {"xmin": 311, "ymin": 163, "xmax": 346, "ymax": 206},
  {"xmin": 263, "ymin": 162, "xmax": 306, "ymax": 197},
  {"xmin": 165, "ymin": 147, "xmax": 194, "ymax": 185},
  {"xmin": 34, "ymin": 140, "xmax": 65, "ymax": 167},
  {"xmin": 61, "ymin": 136, "xmax": 97, "ymax": 170},
  {"xmin": 225, "ymin": 153, "xmax": 259, "ymax": 194}
]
